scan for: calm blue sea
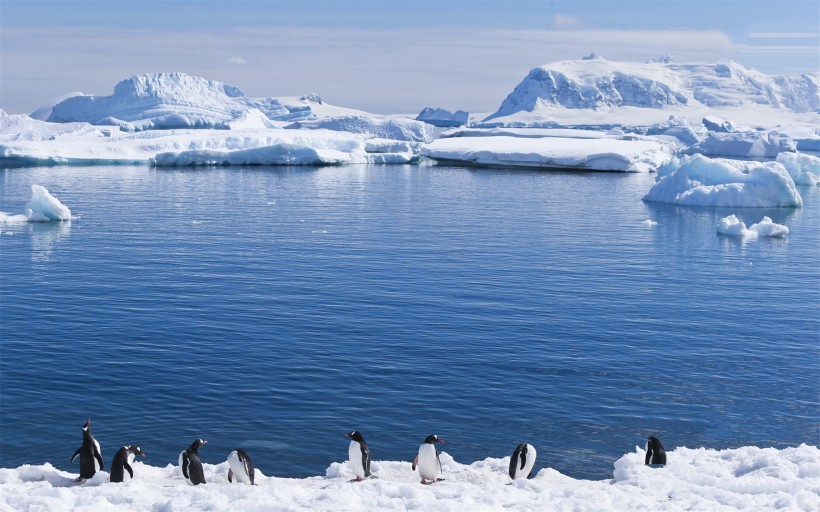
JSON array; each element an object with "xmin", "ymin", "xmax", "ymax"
[{"xmin": 1, "ymin": 164, "xmax": 818, "ymax": 480}]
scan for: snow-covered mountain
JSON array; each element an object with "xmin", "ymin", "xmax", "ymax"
[
  {"xmin": 484, "ymin": 57, "xmax": 819, "ymax": 127},
  {"xmin": 35, "ymin": 73, "xmax": 376, "ymax": 132}
]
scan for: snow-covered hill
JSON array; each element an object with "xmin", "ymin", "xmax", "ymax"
[
  {"xmin": 484, "ymin": 57, "xmax": 819, "ymax": 129},
  {"xmin": 35, "ymin": 73, "xmax": 379, "ymax": 132}
]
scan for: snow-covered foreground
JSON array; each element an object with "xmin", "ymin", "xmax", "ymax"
[{"xmin": 0, "ymin": 445, "xmax": 817, "ymax": 512}]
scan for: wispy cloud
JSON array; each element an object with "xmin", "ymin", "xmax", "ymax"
[
  {"xmin": 748, "ymin": 32, "xmax": 819, "ymax": 39},
  {"xmin": 228, "ymin": 56, "xmax": 248, "ymax": 65},
  {"xmin": 552, "ymin": 14, "xmax": 581, "ymax": 29}
]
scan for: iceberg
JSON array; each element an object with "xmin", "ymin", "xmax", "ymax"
[
  {"xmin": 644, "ymin": 155, "xmax": 803, "ymax": 207},
  {"xmin": 416, "ymin": 107, "xmax": 469, "ymax": 127},
  {"xmin": 717, "ymin": 214, "xmax": 789, "ymax": 238},
  {"xmin": 776, "ymin": 152, "xmax": 820, "ymax": 186},
  {"xmin": 0, "ymin": 445, "xmax": 816, "ymax": 512},
  {"xmin": 682, "ymin": 131, "xmax": 796, "ymax": 158},
  {"xmin": 285, "ymin": 114, "xmax": 434, "ymax": 143},
  {"xmin": 421, "ymin": 133, "xmax": 675, "ymax": 172},
  {"xmin": 0, "ymin": 185, "xmax": 71, "ymax": 223}
]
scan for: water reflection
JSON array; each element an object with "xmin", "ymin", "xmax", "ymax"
[{"xmin": 29, "ymin": 219, "xmax": 71, "ymax": 263}]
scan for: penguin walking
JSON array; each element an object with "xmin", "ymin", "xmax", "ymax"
[
  {"xmin": 227, "ymin": 448, "xmax": 255, "ymax": 485},
  {"xmin": 70, "ymin": 418, "xmax": 104, "ymax": 481},
  {"xmin": 179, "ymin": 439, "xmax": 207, "ymax": 485},
  {"xmin": 412, "ymin": 434, "xmax": 445, "ymax": 484},
  {"xmin": 109, "ymin": 445, "xmax": 146, "ymax": 483},
  {"xmin": 645, "ymin": 436, "xmax": 667, "ymax": 465},
  {"xmin": 344, "ymin": 431, "xmax": 372, "ymax": 482},
  {"xmin": 509, "ymin": 443, "xmax": 537, "ymax": 480}
]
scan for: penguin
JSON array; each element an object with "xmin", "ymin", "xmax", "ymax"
[
  {"xmin": 344, "ymin": 431, "xmax": 371, "ymax": 481},
  {"xmin": 70, "ymin": 418, "xmax": 104, "ymax": 480},
  {"xmin": 179, "ymin": 438, "xmax": 207, "ymax": 485},
  {"xmin": 227, "ymin": 448, "xmax": 255, "ymax": 485},
  {"xmin": 412, "ymin": 434, "xmax": 445, "ymax": 484},
  {"xmin": 645, "ymin": 436, "xmax": 667, "ymax": 465},
  {"xmin": 508, "ymin": 443, "xmax": 536, "ymax": 480},
  {"xmin": 109, "ymin": 445, "xmax": 146, "ymax": 483}
]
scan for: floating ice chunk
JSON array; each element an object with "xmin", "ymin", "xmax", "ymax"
[
  {"xmin": 2, "ymin": 185, "xmax": 71, "ymax": 223},
  {"xmin": 642, "ymin": 219, "xmax": 658, "ymax": 227},
  {"xmin": 643, "ymin": 155, "xmax": 803, "ymax": 207},
  {"xmin": 717, "ymin": 214, "xmax": 789, "ymax": 238},
  {"xmin": 416, "ymin": 107, "xmax": 469, "ymax": 127},
  {"xmin": 776, "ymin": 152, "xmax": 820, "ymax": 186}
]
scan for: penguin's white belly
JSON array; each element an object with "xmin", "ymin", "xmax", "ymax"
[
  {"xmin": 93, "ymin": 439, "xmax": 102, "ymax": 472},
  {"xmin": 348, "ymin": 441, "xmax": 366, "ymax": 478},
  {"xmin": 416, "ymin": 444, "xmax": 440, "ymax": 480},
  {"xmin": 227, "ymin": 451, "xmax": 253, "ymax": 485},
  {"xmin": 512, "ymin": 444, "xmax": 536, "ymax": 479}
]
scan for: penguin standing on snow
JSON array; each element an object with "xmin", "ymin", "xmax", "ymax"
[
  {"xmin": 179, "ymin": 438, "xmax": 207, "ymax": 485},
  {"xmin": 344, "ymin": 431, "xmax": 372, "ymax": 481},
  {"xmin": 109, "ymin": 445, "xmax": 146, "ymax": 483},
  {"xmin": 70, "ymin": 418, "xmax": 104, "ymax": 480},
  {"xmin": 412, "ymin": 434, "xmax": 445, "ymax": 484},
  {"xmin": 227, "ymin": 448, "xmax": 255, "ymax": 485},
  {"xmin": 645, "ymin": 436, "xmax": 667, "ymax": 465},
  {"xmin": 509, "ymin": 443, "xmax": 537, "ymax": 480}
]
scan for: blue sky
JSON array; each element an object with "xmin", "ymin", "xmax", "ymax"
[{"xmin": 1, "ymin": 0, "xmax": 818, "ymax": 114}]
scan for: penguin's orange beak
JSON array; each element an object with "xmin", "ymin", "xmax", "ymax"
[
  {"xmin": 345, "ymin": 434, "xmax": 351, "ymax": 438},
  {"xmin": 437, "ymin": 439, "xmax": 446, "ymax": 443}
]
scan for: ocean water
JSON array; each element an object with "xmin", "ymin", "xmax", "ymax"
[{"xmin": 1, "ymin": 164, "xmax": 817, "ymax": 481}]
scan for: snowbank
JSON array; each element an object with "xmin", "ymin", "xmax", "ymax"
[
  {"xmin": 0, "ymin": 445, "xmax": 816, "ymax": 512},
  {"xmin": 644, "ymin": 155, "xmax": 803, "ymax": 207},
  {"xmin": 0, "ymin": 185, "xmax": 71, "ymax": 223},
  {"xmin": 421, "ymin": 135, "xmax": 674, "ymax": 172},
  {"xmin": 717, "ymin": 214, "xmax": 789, "ymax": 238}
]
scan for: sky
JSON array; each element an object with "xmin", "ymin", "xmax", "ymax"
[{"xmin": 1, "ymin": 0, "xmax": 818, "ymax": 115}]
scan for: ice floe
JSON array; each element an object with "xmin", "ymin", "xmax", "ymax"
[
  {"xmin": 717, "ymin": 214, "xmax": 790, "ymax": 238},
  {"xmin": 0, "ymin": 185, "xmax": 71, "ymax": 223}
]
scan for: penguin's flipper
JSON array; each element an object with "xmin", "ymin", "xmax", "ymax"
[
  {"xmin": 437, "ymin": 453, "xmax": 442, "ymax": 473},
  {"xmin": 228, "ymin": 468, "xmax": 233, "ymax": 483},
  {"xmin": 181, "ymin": 453, "xmax": 190, "ymax": 479},
  {"xmin": 94, "ymin": 449, "xmax": 105, "ymax": 471},
  {"xmin": 520, "ymin": 451, "xmax": 527, "ymax": 471},
  {"xmin": 361, "ymin": 451, "xmax": 370, "ymax": 478},
  {"xmin": 645, "ymin": 448, "xmax": 652, "ymax": 465},
  {"xmin": 71, "ymin": 448, "xmax": 81, "ymax": 463},
  {"xmin": 412, "ymin": 454, "xmax": 418, "ymax": 471},
  {"xmin": 124, "ymin": 461, "xmax": 134, "ymax": 479}
]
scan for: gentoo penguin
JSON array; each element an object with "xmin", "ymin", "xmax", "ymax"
[
  {"xmin": 344, "ymin": 431, "xmax": 372, "ymax": 481},
  {"xmin": 412, "ymin": 434, "xmax": 445, "ymax": 484},
  {"xmin": 227, "ymin": 448, "xmax": 255, "ymax": 485},
  {"xmin": 70, "ymin": 418, "xmax": 104, "ymax": 480},
  {"xmin": 179, "ymin": 438, "xmax": 207, "ymax": 485},
  {"xmin": 508, "ymin": 443, "xmax": 537, "ymax": 480},
  {"xmin": 645, "ymin": 436, "xmax": 667, "ymax": 465},
  {"xmin": 109, "ymin": 445, "xmax": 146, "ymax": 483}
]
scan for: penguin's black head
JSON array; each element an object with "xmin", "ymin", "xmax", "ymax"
[
  {"xmin": 424, "ymin": 434, "xmax": 445, "ymax": 444},
  {"xmin": 647, "ymin": 436, "xmax": 664, "ymax": 449},
  {"xmin": 128, "ymin": 445, "xmax": 146, "ymax": 457},
  {"xmin": 345, "ymin": 431, "xmax": 365, "ymax": 443},
  {"xmin": 83, "ymin": 418, "xmax": 91, "ymax": 432},
  {"xmin": 189, "ymin": 438, "xmax": 207, "ymax": 452}
]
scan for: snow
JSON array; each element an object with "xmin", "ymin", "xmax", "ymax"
[
  {"xmin": 776, "ymin": 152, "xmax": 820, "ymax": 186},
  {"xmin": 0, "ymin": 185, "xmax": 71, "ymax": 223},
  {"xmin": 643, "ymin": 155, "xmax": 804, "ymax": 207},
  {"xmin": 717, "ymin": 214, "xmax": 790, "ymax": 238},
  {"xmin": 285, "ymin": 115, "xmax": 434, "ymax": 143},
  {"xmin": 421, "ymin": 134, "xmax": 675, "ymax": 172},
  {"xmin": 0, "ymin": 445, "xmax": 816, "ymax": 511}
]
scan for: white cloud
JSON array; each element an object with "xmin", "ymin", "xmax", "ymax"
[
  {"xmin": 552, "ymin": 14, "xmax": 582, "ymax": 29},
  {"xmin": 747, "ymin": 32, "xmax": 819, "ymax": 39},
  {"xmin": 228, "ymin": 56, "xmax": 247, "ymax": 65}
]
